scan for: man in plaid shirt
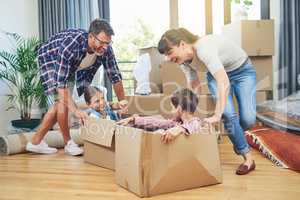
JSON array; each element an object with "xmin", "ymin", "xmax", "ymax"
[{"xmin": 26, "ymin": 19, "xmax": 126, "ymax": 156}]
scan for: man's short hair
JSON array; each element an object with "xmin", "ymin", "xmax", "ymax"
[{"xmin": 88, "ymin": 19, "xmax": 114, "ymax": 36}]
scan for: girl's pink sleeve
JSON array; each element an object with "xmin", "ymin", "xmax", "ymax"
[
  {"xmin": 134, "ymin": 116, "xmax": 178, "ymax": 130},
  {"xmin": 180, "ymin": 118, "xmax": 203, "ymax": 135}
]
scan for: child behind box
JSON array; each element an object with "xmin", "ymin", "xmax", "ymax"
[
  {"xmin": 83, "ymin": 86, "xmax": 126, "ymax": 121},
  {"xmin": 118, "ymin": 88, "xmax": 209, "ymax": 143}
]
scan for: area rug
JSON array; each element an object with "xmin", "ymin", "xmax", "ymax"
[
  {"xmin": 0, "ymin": 129, "xmax": 83, "ymax": 156},
  {"xmin": 246, "ymin": 126, "xmax": 300, "ymax": 172}
]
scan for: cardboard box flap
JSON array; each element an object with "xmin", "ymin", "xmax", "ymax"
[
  {"xmin": 141, "ymin": 133, "xmax": 221, "ymax": 196},
  {"xmin": 149, "ymin": 157, "xmax": 220, "ymax": 194},
  {"xmin": 147, "ymin": 133, "xmax": 222, "ymax": 192},
  {"xmin": 115, "ymin": 125, "xmax": 144, "ymax": 194},
  {"xmin": 81, "ymin": 117, "xmax": 115, "ymax": 147}
]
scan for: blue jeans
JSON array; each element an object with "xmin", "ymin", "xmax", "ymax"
[{"xmin": 207, "ymin": 59, "xmax": 256, "ymax": 155}]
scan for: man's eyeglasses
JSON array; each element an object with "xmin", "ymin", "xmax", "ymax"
[{"xmin": 93, "ymin": 34, "xmax": 113, "ymax": 46}]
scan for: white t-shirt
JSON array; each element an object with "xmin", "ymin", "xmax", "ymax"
[
  {"xmin": 182, "ymin": 35, "xmax": 248, "ymax": 81},
  {"xmin": 77, "ymin": 52, "xmax": 97, "ymax": 71}
]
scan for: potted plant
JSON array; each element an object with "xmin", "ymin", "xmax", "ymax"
[
  {"xmin": 231, "ymin": 0, "xmax": 253, "ymax": 21},
  {"xmin": 0, "ymin": 31, "xmax": 47, "ymax": 130}
]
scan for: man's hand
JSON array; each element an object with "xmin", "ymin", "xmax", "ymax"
[
  {"xmin": 118, "ymin": 99, "xmax": 129, "ymax": 114},
  {"xmin": 74, "ymin": 109, "xmax": 88, "ymax": 125},
  {"xmin": 118, "ymin": 99, "xmax": 128, "ymax": 108}
]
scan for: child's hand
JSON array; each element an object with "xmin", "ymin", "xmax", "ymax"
[
  {"xmin": 116, "ymin": 114, "xmax": 138, "ymax": 126},
  {"xmin": 161, "ymin": 131, "xmax": 176, "ymax": 144},
  {"xmin": 160, "ymin": 126, "xmax": 184, "ymax": 144},
  {"xmin": 116, "ymin": 117, "xmax": 133, "ymax": 126}
]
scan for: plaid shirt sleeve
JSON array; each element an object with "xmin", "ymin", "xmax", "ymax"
[
  {"xmin": 54, "ymin": 36, "xmax": 80, "ymax": 89},
  {"xmin": 102, "ymin": 46, "xmax": 122, "ymax": 84}
]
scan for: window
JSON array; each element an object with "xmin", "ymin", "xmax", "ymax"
[
  {"xmin": 178, "ymin": 0, "xmax": 206, "ymax": 36},
  {"xmin": 212, "ymin": 0, "xmax": 225, "ymax": 34},
  {"xmin": 110, "ymin": 0, "xmax": 169, "ymax": 96},
  {"xmin": 231, "ymin": 0, "xmax": 261, "ymax": 21}
]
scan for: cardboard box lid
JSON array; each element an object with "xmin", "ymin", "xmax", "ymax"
[{"xmin": 80, "ymin": 117, "xmax": 116, "ymax": 147}]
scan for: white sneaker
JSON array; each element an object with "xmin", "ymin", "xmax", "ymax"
[
  {"xmin": 64, "ymin": 140, "xmax": 83, "ymax": 156},
  {"xmin": 26, "ymin": 140, "xmax": 58, "ymax": 154}
]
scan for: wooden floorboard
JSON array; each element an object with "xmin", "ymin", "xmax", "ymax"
[{"xmin": 0, "ymin": 137, "xmax": 299, "ymax": 200}]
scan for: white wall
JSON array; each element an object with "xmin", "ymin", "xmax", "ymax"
[
  {"xmin": 270, "ymin": 0, "xmax": 280, "ymax": 100},
  {"xmin": 0, "ymin": 0, "xmax": 39, "ymax": 135}
]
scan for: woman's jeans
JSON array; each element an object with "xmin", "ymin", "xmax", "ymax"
[{"xmin": 207, "ymin": 59, "xmax": 256, "ymax": 155}]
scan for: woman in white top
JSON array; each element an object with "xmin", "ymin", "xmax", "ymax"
[{"xmin": 158, "ymin": 28, "xmax": 256, "ymax": 175}]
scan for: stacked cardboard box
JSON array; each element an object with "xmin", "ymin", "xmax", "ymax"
[
  {"xmin": 222, "ymin": 20, "xmax": 275, "ymax": 105},
  {"xmin": 81, "ymin": 118, "xmax": 222, "ymax": 197},
  {"xmin": 160, "ymin": 61, "xmax": 215, "ymax": 118},
  {"xmin": 137, "ymin": 47, "xmax": 165, "ymax": 93}
]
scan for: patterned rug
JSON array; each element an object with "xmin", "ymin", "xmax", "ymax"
[{"xmin": 246, "ymin": 125, "xmax": 300, "ymax": 172}]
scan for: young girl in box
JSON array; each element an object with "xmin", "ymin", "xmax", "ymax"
[{"xmin": 117, "ymin": 88, "xmax": 209, "ymax": 144}]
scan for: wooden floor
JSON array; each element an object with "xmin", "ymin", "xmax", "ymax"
[{"xmin": 0, "ymin": 137, "xmax": 299, "ymax": 200}]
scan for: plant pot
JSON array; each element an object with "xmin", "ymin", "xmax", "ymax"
[{"xmin": 11, "ymin": 119, "xmax": 41, "ymax": 130}]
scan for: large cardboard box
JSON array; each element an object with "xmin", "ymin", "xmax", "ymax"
[
  {"xmin": 115, "ymin": 125, "xmax": 222, "ymax": 197},
  {"xmin": 250, "ymin": 56, "xmax": 273, "ymax": 91},
  {"xmin": 125, "ymin": 94, "xmax": 163, "ymax": 115},
  {"xmin": 81, "ymin": 117, "xmax": 116, "ymax": 170},
  {"xmin": 138, "ymin": 47, "xmax": 165, "ymax": 93},
  {"xmin": 222, "ymin": 20, "xmax": 274, "ymax": 56}
]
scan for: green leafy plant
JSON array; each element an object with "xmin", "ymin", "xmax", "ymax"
[
  {"xmin": 232, "ymin": 0, "xmax": 253, "ymax": 10},
  {"xmin": 0, "ymin": 31, "xmax": 47, "ymax": 121}
]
